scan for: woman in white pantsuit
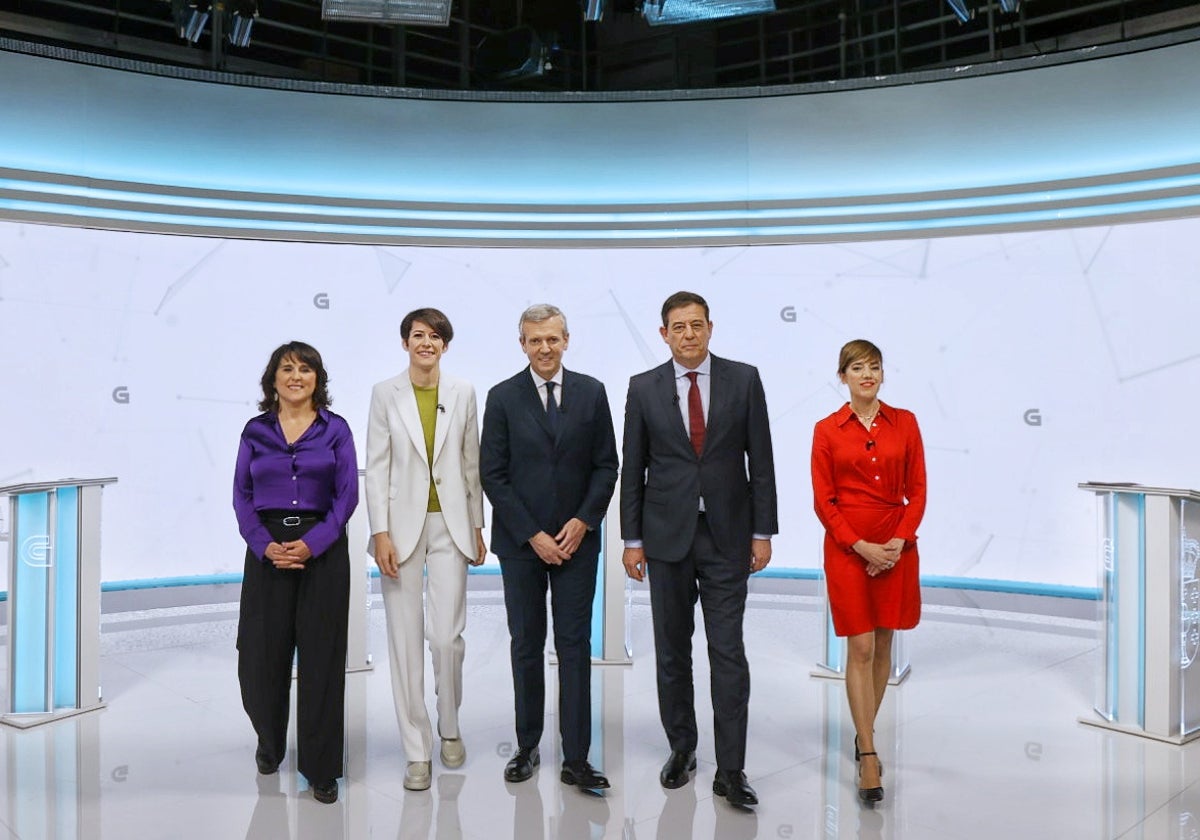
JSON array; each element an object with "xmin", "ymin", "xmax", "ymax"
[{"xmin": 365, "ymin": 307, "xmax": 486, "ymax": 792}]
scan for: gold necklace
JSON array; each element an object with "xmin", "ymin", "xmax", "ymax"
[{"xmin": 853, "ymin": 404, "xmax": 878, "ymax": 425}]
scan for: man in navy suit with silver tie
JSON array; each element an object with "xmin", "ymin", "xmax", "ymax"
[{"xmin": 480, "ymin": 304, "xmax": 619, "ymax": 790}]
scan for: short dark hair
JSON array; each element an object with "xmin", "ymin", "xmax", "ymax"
[
  {"xmin": 400, "ymin": 308, "xmax": 454, "ymax": 345},
  {"xmin": 660, "ymin": 291, "xmax": 709, "ymax": 327},
  {"xmin": 838, "ymin": 339, "xmax": 883, "ymax": 374},
  {"xmin": 259, "ymin": 341, "xmax": 331, "ymax": 412}
]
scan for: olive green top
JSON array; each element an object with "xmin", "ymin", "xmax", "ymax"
[{"xmin": 414, "ymin": 384, "xmax": 441, "ymax": 512}]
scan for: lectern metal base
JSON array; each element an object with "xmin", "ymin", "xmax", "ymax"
[
  {"xmin": 1077, "ymin": 714, "xmax": 1200, "ymax": 745},
  {"xmin": 1, "ymin": 701, "xmax": 107, "ymax": 730},
  {"xmin": 810, "ymin": 663, "xmax": 912, "ymax": 686}
]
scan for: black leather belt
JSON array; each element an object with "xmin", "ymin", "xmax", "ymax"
[{"xmin": 260, "ymin": 513, "xmax": 321, "ymax": 527}]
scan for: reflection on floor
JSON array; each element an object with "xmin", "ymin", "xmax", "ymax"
[{"xmin": 0, "ymin": 591, "xmax": 1194, "ymax": 839}]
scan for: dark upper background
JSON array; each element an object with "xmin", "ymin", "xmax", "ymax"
[{"xmin": 1, "ymin": 0, "xmax": 1199, "ymax": 92}]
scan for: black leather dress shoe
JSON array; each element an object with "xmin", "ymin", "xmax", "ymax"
[
  {"xmin": 504, "ymin": 746, "xmax": 540, "ymax": 783},
  {"xmin": 255, "ymin": 747, "xmax": 279, "ymax": 775},
  {"xmin": 659, "ymin": 751, "xmax": 697, "ymax": 789},
  {"xmin": 312, "ymin": 779, "xmax": 338, "ymax": 804},
  {"xmin": 713, "ymin": 769, "xmax": 758, "ymax": 806},
  {"xmin": 561, "ymin": 760, "xmax": 611, "ymax": 790}
]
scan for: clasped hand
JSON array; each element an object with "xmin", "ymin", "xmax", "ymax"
[
  {"xmin": 853, "ymin": 538, "xmax": 905, "ymax": 577},
  {"xmin": 266, "ymin": 540, "xmax": 311, "ymax": 570},
  {"xmin": 530, "ymin": 518, "xmax": 588, "ymax": 566}
]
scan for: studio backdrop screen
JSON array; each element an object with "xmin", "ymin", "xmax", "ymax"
[{"xmin": 1, "ymin": 216, "xmax": 1195, "ymax": 589}]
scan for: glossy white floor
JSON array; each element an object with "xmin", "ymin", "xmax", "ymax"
[{"xmin": 0, "ymin": 586, "xmax": 1193, "ymax": 840}]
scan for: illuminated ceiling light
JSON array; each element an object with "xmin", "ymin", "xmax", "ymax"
[
  {"xmin": 642, "ymin": 0, "xmax": 775, "ymax": 26},
  {"xmin": 945, "ymin": 0, "xmax": 973, "ymax": 23},
  {"xmin": 584, "ymin": 0, "xmax": 603, "ymax": 22},
  {"xmin": 171, "ymin": 0, "xmax": 211, "ymax": 42},
  {"xmin": 998, "ymin": 0, "xmax": 1020, "ymax": 12},
  {"xmin": 320, "ymin": 0, "xmax": 451, "ymax": 25},
  {"xmin": 226, "ymin": 0, "xmax": 257, "ymax": 47}
]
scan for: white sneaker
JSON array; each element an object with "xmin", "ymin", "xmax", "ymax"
[
  {"xmin": 404, "ymin": 761, "xmax": 432, "ymax": 791},
  {"xmin": 440, "ymin": 738, "xmax": 466, "ymax": 769}
]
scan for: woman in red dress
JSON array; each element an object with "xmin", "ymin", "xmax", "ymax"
[{"xmin": 811, "ymin": 339, "xmax": 926, "ymax": 804}]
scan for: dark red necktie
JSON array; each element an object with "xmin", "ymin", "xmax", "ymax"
[{"xmin": 686, "ymin": 371, "xmax": 705, "ymax": 456}]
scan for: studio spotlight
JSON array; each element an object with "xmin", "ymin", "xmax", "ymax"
[
  {"xmin": 641, "ymin": 0, "xmax": 774, "ymax": 25},
  {"xmin": 945, "ymin": 0, "xmax": 972, "ymax": 23},
  {"xmin": 998, "ymin": 0, "xmax": 1019, "ymax": 12},
  {"xmin": 475, "ymin": 25, "xmax": 551, "ymax": 83},
  {"xmin": 171, "ymin": 0, "xmax": 211, "ymax": 42},
  {"xmin": 584, "ymin": 0, "xmax": 604, "ymax": 22},
  {"xmin": 321, "ymin": 0, "xmax": 452, "ymax": 25},
  {"xmin": 226, "ymin": 0, "xmax": 257, "ymax": 46}
]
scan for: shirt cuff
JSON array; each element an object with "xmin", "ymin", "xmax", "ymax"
[{"xmin": 623, "ymin": 540, "xmax": 644, "ymax": 549}]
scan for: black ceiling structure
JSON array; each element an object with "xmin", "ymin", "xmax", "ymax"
[{"xmin": 1, "ymin": 0, "xmax": 1199, "ymax": 92}]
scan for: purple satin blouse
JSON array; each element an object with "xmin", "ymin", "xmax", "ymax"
[{"xmin": 233, "ymin": 408, "xmax": 359, "ymax": 561}]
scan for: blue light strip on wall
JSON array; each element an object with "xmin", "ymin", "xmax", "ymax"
[
  {"xmin": 6, "ymin": 188, "xmax": 1200, "ymax": 244},
  {"xmin": 8, "ymin": 168, "xmax": 1200, "ymax": 222},
  {"xmin": 19, "ymin": 570, "xmax": 1088, "ymax": 600}
]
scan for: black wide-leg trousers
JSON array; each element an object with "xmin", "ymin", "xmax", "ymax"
[{"xmin": 237, "ymin": 524, "xmax": 349, "ymax": 784}]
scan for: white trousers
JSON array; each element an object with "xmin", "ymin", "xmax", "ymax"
[{"xmin": 380, "ymin": 512, "xmax": 469, "ymax": 763}]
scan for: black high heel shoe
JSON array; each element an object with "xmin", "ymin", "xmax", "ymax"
[
  {"xmin": 857, "ymin": 752, "xmax": 884, "ymax": 804},
  {"xmin": 853, "ymin": 735, "xmax": 882, "ymax": 776}
]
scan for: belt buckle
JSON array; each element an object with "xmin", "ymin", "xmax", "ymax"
[{"xmin": 282, "ymin": 515, "xmax": 302, "ymax": 527}]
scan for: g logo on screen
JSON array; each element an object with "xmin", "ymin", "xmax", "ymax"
[
  {"xmin": 1023, "ymin": 408, "xmax": 1042, "ymax": 426},
  {"xmin": 21, "ymin": 534, "xmax": 51, "ymax": 568},
  {"xmin": 313, "ymin": 293, "xmax": 330, "ymax": 310},
  {"xmin": 112, "ymin": 386, "xmax": 130, "ymax": 404},
  {"xmin": 780, "ymin": 306, "xmax": 797, "ymax": 323}
]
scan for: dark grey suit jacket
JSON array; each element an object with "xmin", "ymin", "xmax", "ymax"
[
  {"xmin": 480, "ymin": 367, "xmax": 618, "ymax": 560},
  {"xmin": 620, "ymin": 354, "xmax": 778, "ymax": 562}
]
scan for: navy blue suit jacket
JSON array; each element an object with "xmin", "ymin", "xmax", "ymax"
[{"xmin": 480, "ymin": 367, "xmax": 619, "ymax": 560}]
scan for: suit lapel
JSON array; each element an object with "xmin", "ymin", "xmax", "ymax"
[
  {"xmin": 704, "ymin": 356, "xmax": 732, "ymax": 453},
  {"xmin": 521, "ymin": 368, "xmax": 556, "ymax": 443},
  {"xmin": 394, "ymin": 374, "xmax": 429, "ymax": 467},
  {"xmin": 655, "ymin": 363, "xmax": 693, "ymax": 454},
  {"xmin": 431, "ymin": 378, "xmax": 457, "ymax": 464}
]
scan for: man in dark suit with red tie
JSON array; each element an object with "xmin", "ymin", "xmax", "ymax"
[
  {"xmin": 620, "ymin": 290, "xmax": 778, "ymax": 807},
  {"xmin": 480, "ymin": 304, "xmax": 619, "ymax": 790}
]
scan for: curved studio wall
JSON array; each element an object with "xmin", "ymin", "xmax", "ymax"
[{"xmin": 2, "ymin": 35, "xmax": 1200, "ymax": 592}]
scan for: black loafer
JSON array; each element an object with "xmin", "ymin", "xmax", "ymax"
[
  {"xmin": 561, "ymin": 760, "xmax": 611, "ymax": 790},
  {"xmin": 312, "ymin": 779, "xmax": 338, "ymax": 804},
  {"xmin": 504, "ymin": 746, "xmax": 540, "ymax": 783},
  {"xmin": 659, "ymin": 751, "xmax": 696, "ymax": 789},
  {"xmin": 713, "ymin": 769, "xmax": 758, "ymax": 806},
  {"xmin": 255, "ymin": 747, "xmax": 279, "ymax": 775}
]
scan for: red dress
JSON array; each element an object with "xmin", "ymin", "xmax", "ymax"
[{"xmin": 811, "ymin": 401, "xmax": 926, "ymax": 636}]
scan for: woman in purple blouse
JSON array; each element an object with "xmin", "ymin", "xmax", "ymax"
[{"xmin": 233, "ymin": 341, "xmax": 358, "ymax": 805}]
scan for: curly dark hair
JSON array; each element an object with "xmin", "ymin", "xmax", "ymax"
[{"xmin": 258, "ymin": 341, "xmax": 332, "ymax": 412}]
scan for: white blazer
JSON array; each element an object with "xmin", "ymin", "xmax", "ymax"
[{"xmin": 365, "ymin": 370, "xmax": 484, "ymax": 564}]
